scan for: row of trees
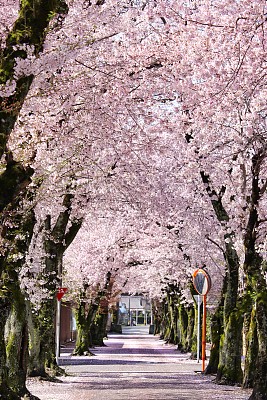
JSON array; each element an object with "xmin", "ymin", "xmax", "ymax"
[{"xmin": 0, "ymin": 0, "xmax": 266, "ymax": 399}]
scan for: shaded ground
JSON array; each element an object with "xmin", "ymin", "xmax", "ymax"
[{"xmin": 27, "ymin": 326, "xmax": 252, "ymax": 400}]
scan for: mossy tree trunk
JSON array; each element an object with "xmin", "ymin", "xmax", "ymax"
[
  {"xmin": 248, "ymin": 288, "xmax": 267, "ymax": 400},
  {"xmin": 184, "ymin": 136, "xmax": 244, "ymax": 383},
  {"xmin": 0, "ymin": 213, "xmax": 36, "ymax": 399},
  {"xmin": 185, "ymin": 305, "xmax": 195, "ymax": 353},
  {"xmin": 177, "ymin": 302, "xmax": 189, "ymax": 351},
  {"xmin": 243, "ymin": 307, "xmax": 258, "ymax": 388},
  {"xmin": 161, "ymin": 298, "xmax": 170, "ymax": 340},
  {"xmin": 153, "ymin": 293, "xmax": 167, "ymax": 339},
  {"xmin": 0, "ymin": 178, "xmax": 36, "ymax": 398},
  {"xmin": 75, "ymin": 272, "xmax": 114, "ymax": 352},
  {"xmin": 0, "ymin": 0, "xmax": 68, "ymax": 395},
  {"xmin": 215, "ymin": 238, "xmax": 243, "ymax": 384},
  {"xmin": 200, "ymin": 171, "xmax": 243, "ymax": 384},
  {"xmin": 0, "ymin": 193, "xmax": 34, "ymax": 399},
  {"xmin": 73, "ymin": 295, "xmax": 99, "ymax": 356},
  {"xmin": 159, "ymin": 281, "xmax": 181, "ymax": 345},
  {"xmin": 27, "ymin": 193, "xmax": 82, "ymax": 376},
  {"xmin": 164, "ymin": 291, "xmax": 178, "ymax": 344},
  {"xmin": 5, "ymin": 280, "xmax": 28, "ymax": 397},
  {"xmin": 0, "ymin": 289, "xmax": 14, "ymax": 399},
  {"xmin": 90, "ymin": 272, "xmax": 113, "ymax": 347},
  {"xmin": 26, "ymin": 300, "xmax": 44, "ymax": 378},
  {"xmin": 153, "ymin": 300, "xmax": 163, "ymax": 335},
  {"xmin": 73, "ymin": 301, "xmax": 92, "ymax": 356},
  {"xmin": 217, "ymin": 305, "xmax": 243, "ymax": 384},
  {"xmin": 90, "ymin": 313, "xmax": 109, "ymax": 346},
  {"xmin": 204, "ymin": 289, "xmax": 225, "ymax": 375},
  {"xmin": 243, "ymin": 150, "xmax": 267, "ymax": 399},
  {"xmin": 158, "ymin": 282, "xmax": 194, "ymax": 352}
]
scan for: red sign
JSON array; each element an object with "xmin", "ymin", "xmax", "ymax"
[{"xmin": 57, "ymin": 287, "xmax": 68, "ymax": 301}]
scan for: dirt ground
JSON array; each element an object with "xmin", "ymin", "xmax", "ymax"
[{"xmin": 26, "ymin": 326, "xmax": 253, "ymax": 400}]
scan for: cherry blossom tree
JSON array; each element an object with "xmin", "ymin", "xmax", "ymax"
[
  {"xmin": 1, "ymin": 1, "xmax": 267, "ymax": 400},
  {"xmin": 0, "ymin": 0, "xmax": 70, "ymax": 397},
  {"xmin": 147, "ymin": 1, "xmax": 267, "ymax": 396}
]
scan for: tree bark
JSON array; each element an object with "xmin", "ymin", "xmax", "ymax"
[
  {"xmin": 177, "ymin": 302, "xmax": 189, "ymax": 351},
  {"xmin": 90, "ymin": 273, "xmax": 114, "ymax": 346},
  {"xmin": 243, "ymin": 307, "xmax": 258, "ymax": 388},
  {"xmin": 0, "ymin": 0, "xmax": 68, "ymax": 395},
  {"xmin": 153, "ymin": 300, "xmax": 163, "ymax": 335},
  {"xmin": 73, "ymin": 299, "xmax": 98, "ymax": 356},
  {"xmin": 200, "ymin": 171, "xmax": 243, "ymax": 384},
  {"xmin": 164, "ymin": 292, "xmax": 178, "ymax": 344},
  {"xmin": 248, "ymin": 289, "xmax": 267, "ymax": 400},
  {"xmin": 90, "ymin": 313, "xmax": 109, "ymax": 347},
  {"xmin": 27, "ymin": 194, "xmax": 82, "ymax": 375},
  {"xmin": 182, "ymin": 305, "xmax": 194, "ymax": 354},
  {"xmin": 5, "ymin": 280, "xmax": 28, "ymax": 396},
  {"xmin": 0, "ymin": 291, "xmax": 14, "ymax": 398},
  {"xmin": 0, "ymin": 174, "xmax": 37, "ymax": 396},
  {"xmin": 243, "ymin": 150, "xmax": 267, "ymax": 399},
  {"xmin": 204, "ymin": 294, "xmax": 224, "ymax": 375}
]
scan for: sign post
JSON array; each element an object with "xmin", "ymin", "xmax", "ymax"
[
  {"xmin": 202, "ymin": 293, "xmax": 207, "ymax": 372},
  {"xmin": 55, "ymin": 288, "xmax": 67, "ymax": 365},
  {"xmin": 193, "ymin": 294, "xmax": 203, "ymax": 363},
  {"xmin": 192, "ymin": 269, "xmax": 211, "ymax": 372}
]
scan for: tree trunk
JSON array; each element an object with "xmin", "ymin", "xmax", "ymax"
[
  {"xmin": 243, "ymin": 150, "xmax": 267, "ymax": 398},
  {"xmin": 217, "ymin": 307, "xmax": 243, "ymax": 384},
  {"xmin": 0, "ymin": 0, "xmax": 68, "ymax": 393},
  {"xmin": 27, "ymin": 301, "xmax": 45, "ymax": 378},
  {"xmin": 205, "ymin": 276, "xmax": 226, "ymax": 375},
  {"xmin": 73, "ymin": 300, "xmax": 97, "ymax": 356},
  {"xmin": 0, "ymin": 289, "xmax": 14, "ymax": 399},
  {"xmin": 248, "ymin": 288, "xmax": 267, "ymax": 400},
  {"xmin": 215, "ymin": 245, "xmax": 243, "ymax": 384},
  {"xmin": 164, "ymin": 293, "xmax": 178, "ymax": 344},
  {"xmin": 185, "ymin": 306, "xmax": 195, "ymax": 352},
  {"xmin": 204, "ymin": 303, "xmax": 223, "ymax": 374},
  {"xmin": 243, "ymin": 307, "xmax": 258, "ymax": 388},
  {"xmin": 90, "ymin": 313, "xmax": 109, "ymax": 347},
  {"xmin": 27, "ymin": 196, "xmax": 83, "ymax": 375},
  {"xmin": 200, "ymin": 171, "xmax": 243, "ymax": 384},
  {"xmin": 177, "ymin": 302, "xmax": 189, "ymax": 352},
  {"xmin": 162, "ymin": 295, "xmax": 172, "ymax": 342},
  {"xmin": 153, "ymin": 301, "xmax": 162, "ymax": 335},
  {"xmin": 0, "ymin": 182, "xmax": 37, "ymax": 396},
  {"xmin": 4, "ymin": 281, "xmax": 36, "ymax": 398}
]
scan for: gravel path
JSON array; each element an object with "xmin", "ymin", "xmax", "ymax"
[{"xmin": 27, "ymin": 326, "xmax": 252, "ymax": 400}]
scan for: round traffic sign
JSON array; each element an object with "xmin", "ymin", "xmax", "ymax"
[{"xmin": 192, "ymin": 269, "xmax": 211, "ymax": 295}]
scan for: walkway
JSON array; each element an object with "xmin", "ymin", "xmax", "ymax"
[{"xmin": 27, "ymin": 326, "xmax": 252, "ymax": 400}]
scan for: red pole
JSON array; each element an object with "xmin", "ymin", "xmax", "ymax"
[{"xmin": 202, "ymin": 294, "xmax": 207, "ymax": 372}]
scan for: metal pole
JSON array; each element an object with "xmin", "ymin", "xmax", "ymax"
[
  {"xmin": 56, "ymin": 258, "xmax": 63, "ymax": 365},
  {"xmin": 197, "ymin": 295, "xmax": 201, "ymax": 363},
  {"xmin": 202, "ymin": 294, "xmax": 207, "ymax": 372},
  {"xmin": 55, "ymin": 299, "xmax": 61, "ymax": 365},
  {"xmin": 129, "ymin": 296, "xmax": 131, "ymax": 326}
]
